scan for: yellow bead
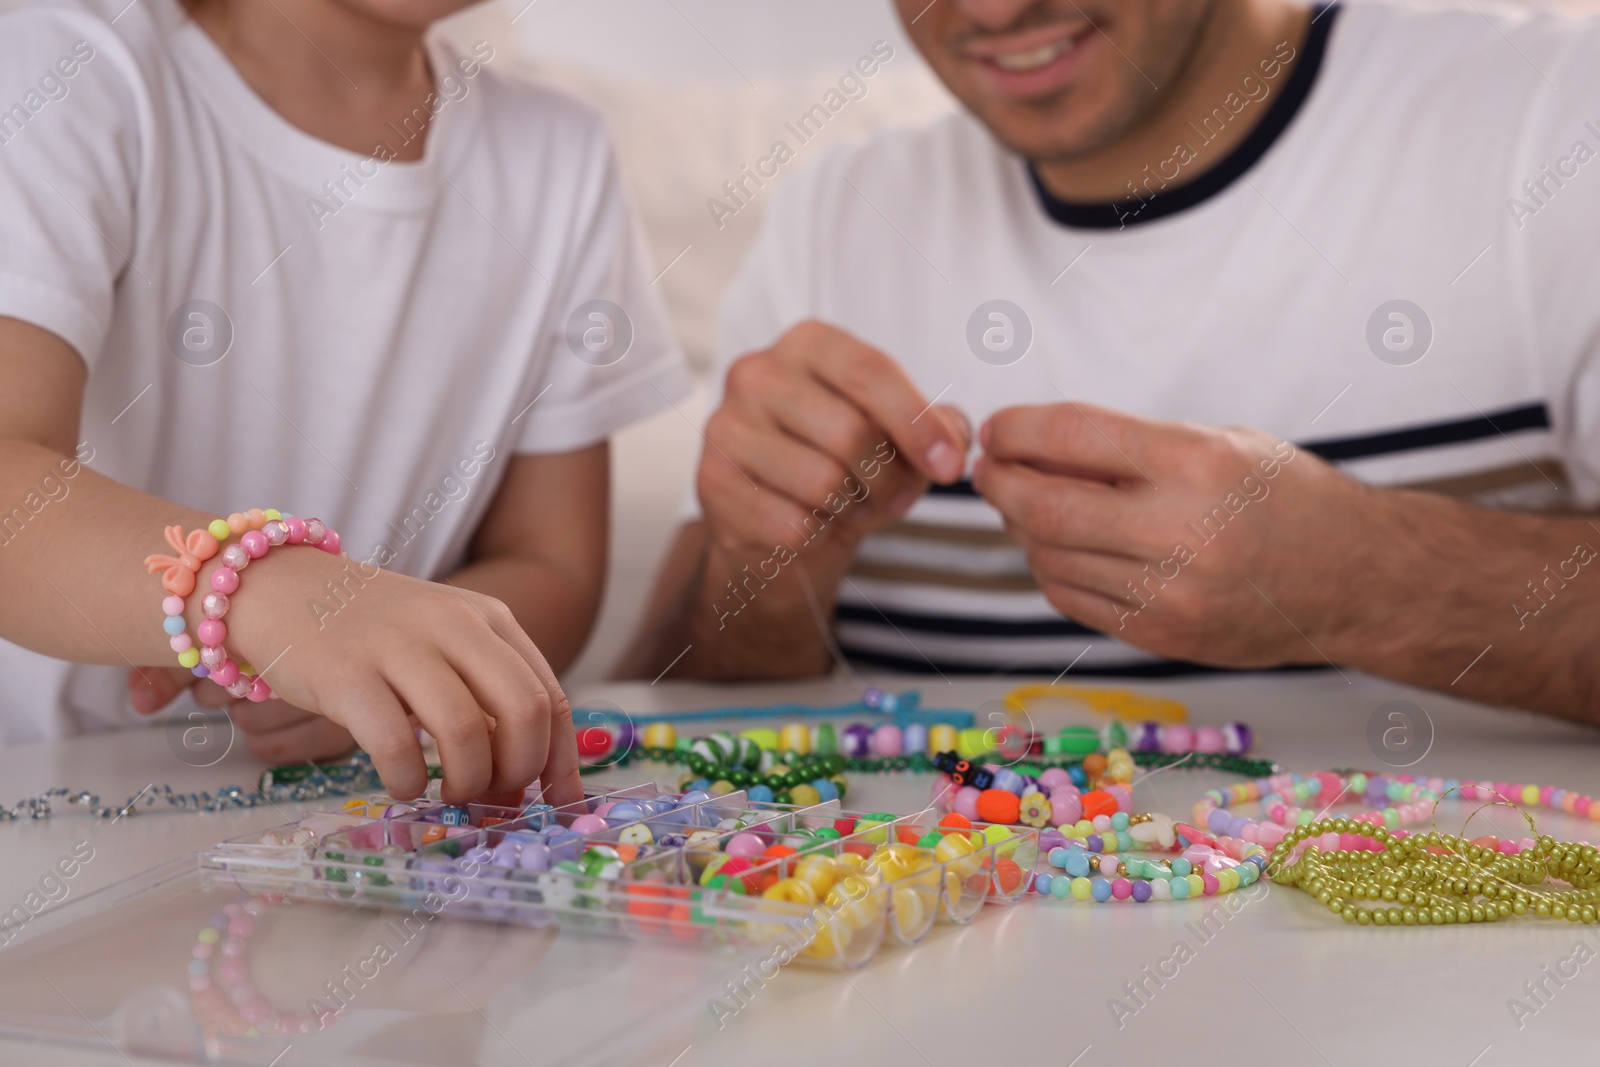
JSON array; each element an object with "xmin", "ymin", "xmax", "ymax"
[
  {"xmin": 207, "ymin": 519, "xmax": 231, "ymax": 541},
  {"xmin": 708, "ymin": 779, "xmax": 734, "ymax": 796},
  {"xmin": 642, "ymin": 723, "xmax": 676, "ymax": 749},
  {"xmin": 1522, "ymin": 784, "xmax": 1540, "ymax": 806},
  {"xmin": 740, "ymin": 728, "xmax": 779, "ymax": 752},
  {"xmin": 789, "ymin": 784, "xmax": 821, "ymax": 806},
  {"xmin": 957, "ymin": 727, "xmax": 989, "ymax": 759},
  {"xmin": 263, "ymin": 508, "xmax": 282, "ymax": 521},
  {"xmin": 762, "ymin": 878, "xmax": 816, "ymax": 905},
  {"xmin": 1071, "ymin": 876, "xmax": 1092, "ymax": 899},
  {"xmin": 795, "ymin": 856, "xmax": 839, "ymax": 897},
  {"xmin": 982, "ymin": 824, "xmax": 1014, "ymax": 845},
  {"xmin": 1187, "ymin": 874, "xmax": 1204, "ymax": 897},
  {"xmin": 177, "ymin": 648, "xmax": 200, "ymax": 669},
  {"xmin": 778, "ymin": 723, "xmax": 810, "ymax": 754},
  {"xmin": 928, "ymin": 724, "xmax": 958, "ymax": 755},
  {"xmin": 1217, "ymin": 868, "xmax": 1239, "ymax": 893}
]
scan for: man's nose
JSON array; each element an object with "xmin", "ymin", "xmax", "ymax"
[{"xmin": 954, "ymin": 0, "xmax": 1051, "ymax": 32}]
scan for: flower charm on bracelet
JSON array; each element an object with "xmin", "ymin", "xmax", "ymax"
[{"xmin": 1017, "ymin": 792, "xmax": 1052, "ymax": 828}]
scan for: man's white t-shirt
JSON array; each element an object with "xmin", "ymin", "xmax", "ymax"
[
  {"xmin": 711, "ymin": 2, "xmax": 1600, "ymax": 677},
  {"xmin": 0, "ymin": 0, "xmax": 691, "ymax": 740}
]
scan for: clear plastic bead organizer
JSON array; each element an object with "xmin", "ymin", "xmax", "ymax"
[{"xmin": 200, "ymin": 782, "xmax": 1041, "ymax": 970}]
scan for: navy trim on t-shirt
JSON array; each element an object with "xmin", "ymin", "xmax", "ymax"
[{"xmin": 1028, "ymin": 3, "xmax": 1341, "ymax": 230}]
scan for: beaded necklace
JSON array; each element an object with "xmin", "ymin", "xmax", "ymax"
[{"xmin": 1268, "ymin": 816, "xmax": 1600, "ymax": 926}]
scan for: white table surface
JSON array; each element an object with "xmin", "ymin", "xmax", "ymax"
[{"xmin": 3, "ymin": 671, "xmax": 1598, "ymax": 1066}]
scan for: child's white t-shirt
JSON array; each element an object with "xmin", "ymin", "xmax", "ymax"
[
  {"xmin": 706, "ymin": 2, "xmax": 1600, "ymax": 677},
  {"xmin": 0, "ymin": 0, "xmax": 692, "ymax": 740}
]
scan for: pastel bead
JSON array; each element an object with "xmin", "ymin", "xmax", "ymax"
[
  {"xmin": 227, "ymin": 513, "xmax": 249, "ymax": 535},
  {"xmin": 197, "ymin": 619, "xmax": 226, "ymax": 646},
  {"xmin": 262, "ymin": 520, "xmax": 289, "ymax": 546},
  {"xmin": 1162, "ymin": 724, "xmax": 1194, "ymax": 752},
  {"xmin": 569, "ymin": 814, "xmax": 607, "ymax": 835},
  {"xmin": 162, "ymin": 615, "xmax": 187, "ymax": 636},
  {"xmin": 240, "ymin": 531, "xmax": 268, "ymax": 558},
  {"xmin": 284, "ymin": 516, "xmax": 307, "ymax": 544},
  {"xmin": 201, "ymin": 593, "xmax": 229, "ymax": 619},
  {"xmin": 1034, "ymin": 873, "xmax": 1053, "ymax": 896},
  {"xmin": 169, "ymin": 633, "xmax": 192, "ymax": 653},
  {"xmin": 952, "ymin": 785, "xmax": 981, "ymax": 822},
  {"xmin": 162, "ymin": 595, "xmax": 185, "ymax": 616},
  {"xmin": 871, "ymin": 724, "xmax": 903, "ymax": 757},
  {"xmin": 778, "ymin": 723, "xmax": 810, "ymax": 754},
  {"xmin": 726, "ymin": 831, "xmax": 761, "ymax": 857},
  {"xmin": 1070, "ymin": 876, "xmax": 1092, "ymax": 899},
  {"xmin": 207, "ymin": 519, "xmax": 231, "ymax": 541},
  {"xmin": 928, "ymin": 724, "xmax": 958, "ymax": 755},
  {"xmin": 1131, "ymin": 880, "xmax": 1152, "ymax": 902},
  {"xmin": 303, "ymin": 519, "xmax": 326, "ymax": 545},
  {"xmin": 1091, "ymin": 878, "xmax": 1113, "ymax": 902},
  {"xmin": 200, "ymin": 645, "xmax": 226, "ymax": 669},
  {"xmin": 246, "ymin": 508, "xmax": 266, "ymax": 527},
  {"xmin": 177, "ymin": 648, "xmax": 201, "ymax": 669},
  {"xmin": 903, "ymin": 723, "xmax": 927, "ymax": 755}
]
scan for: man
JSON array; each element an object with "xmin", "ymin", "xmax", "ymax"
[{"xmin": 624, "ymin": 0, "xmax": 1600, "ymax": 717}]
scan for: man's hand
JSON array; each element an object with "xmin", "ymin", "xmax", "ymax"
[
  {"xmin": 130, "ymin": 666, "xmax": 358, "ymax": 764},
  {"xmin": 700, "ymin": 320, "xmax": 969, "ymax": 563},
  {"xmin": 971, "ymin": 401, "xmax": 1376, "ymax": 668},
  {"xmin": 627, "ymin": 321, "xmax": 970, "ymax": 681}
]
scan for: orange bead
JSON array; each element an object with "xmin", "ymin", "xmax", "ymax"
[
  {"xmin": 226, "ymin": 513, "xmax": 249, "ymax": 535},
  {"xmin": 246, "ymin": 508, "xmax": 266, "ymax": 527},
  {"xmin": 760, "ymin": 844, "xmax": 798, "ymax": 877},
  {"xmin": 897, "ymin": 825, "xmax": 925, "ymax": 845},
  {"xmin": 975, "ymin": 789, "xmax": 1021, "ymax": 825},
  {"xmin": 939, "ymin": 812, "xmax": 972, "ymax": 829},
  {"xmin": 1081, "ymin": 789, "xmax": 1117, "ymax": 820},
  {"xmin": 994, "ymin": 857, "xmax": 1023, "ymax": 894},
  {"xmin": 1083, "ymin": 753, "xmax": 1107, "ymax": 779}
]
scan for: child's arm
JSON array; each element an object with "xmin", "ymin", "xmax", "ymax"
[
  {"xmin": 0, "ymin": 316, "xmax": 579, "ymax": 805},
  {"xmin": 449, "ymin": 444, "xmax": 609, "ymax": 674}
]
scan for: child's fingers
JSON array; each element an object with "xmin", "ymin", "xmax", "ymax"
[
  {"xmin": 537, "ymin": 691, "xmax": 584, "ymax": 808},
  {"xmin": 475, "ymin": 605, "xmax": 582, "ymax": 806},
  {"xmin": 240, "ymin": 714, "xmax": 357, "ymax": 766},
  {"xmin": 335, "ymin": 684, "xmax": 429, "ymax": 801},
  {"xmin": 444, "ymin": 635, "xmax": 549, "ymax": 794},
  {"xmin": 395, "ymin": 660, "xmax": 495, "ymax": 805},
  {"xmin": 229, "ymin": 697, "xmax": 317, "ymax": 734},
  {"xmin": 127, "ymin": 665, "xmax": 197, "ymax": 714}
]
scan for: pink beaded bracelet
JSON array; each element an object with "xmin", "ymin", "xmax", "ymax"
[{"xmin": 148, "ymin": 509, "xmax": 342, "ymax": 703}]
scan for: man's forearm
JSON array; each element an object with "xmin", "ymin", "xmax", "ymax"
[
  {"xmin": 622, "ymin": 523, "xmax": 853, "ymax": 681},
  {"xmin": 1324, "ymin": 484, "xmax": 1600, "ymax": 717}
]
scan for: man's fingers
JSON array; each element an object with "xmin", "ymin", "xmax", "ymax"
[
  {"xmin": 973, "ymin": 457, "xmax": 1163, "ymax": 556},
  {"xmin": 127, "ymin": 666, "xmax": 198, "ymax": 714},
  {"xmin": 981, "ymin": 401, "xmax": 1160, "ymax": 484},
  {"xmin": 797, "ymin": 325, "xmax": 966, "ymax": 483}
]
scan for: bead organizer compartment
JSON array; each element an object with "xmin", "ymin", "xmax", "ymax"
[{"xmin": 201, "ymin": 785, "xmax": 1039, "ymax": 970}]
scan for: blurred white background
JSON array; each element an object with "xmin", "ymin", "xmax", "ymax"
[{"xmin": 3, "ymin": 0, "xmax": 1596, "ymax": 680}]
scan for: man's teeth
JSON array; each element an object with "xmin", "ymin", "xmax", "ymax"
[{"xmin": 993, "ymin": 38, "xmax": 1074, "ymax": 72}]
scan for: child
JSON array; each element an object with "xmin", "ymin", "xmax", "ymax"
[{"xmin": 0, "ymin": 0, "xmax": 690, "ymax": 805}]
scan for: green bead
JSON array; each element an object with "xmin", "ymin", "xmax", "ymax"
[
  {"xmin": 1055, "ymin": 726, "xmax": 1099, "ymax": 756},
  {"xmin": 814, "ymin": 724, "xmax": 837, "ymax": 755}
]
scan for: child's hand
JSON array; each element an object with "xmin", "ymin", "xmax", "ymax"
[
  {"xmin": 129, "ymin": 668, "xmax": 357, "ymax": 764},
  {"xmin": 138, "ymin": 547, "xmax": 581, "ymax": 806}
]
